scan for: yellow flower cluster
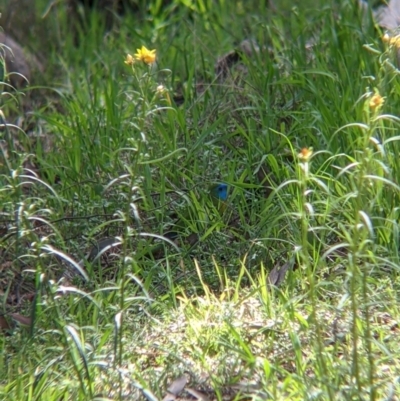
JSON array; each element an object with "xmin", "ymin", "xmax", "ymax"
[
  {"xmin": 134, "ymin": 46, "xmax": 156, "ymax": 64},
  {"xmin": 125, "ymin": 46, "xmax": 157, "ymax": 66},
  {"xmin": 369, "ymin": 93, "xmax": 385, "ymax": 111},
  {"xmin": 298, "ymin": 147, "xmax": 313, "ymax": 162},
  {"xmin": 382, "ymin": 33, "xmax": 400, "ymax": 48}
]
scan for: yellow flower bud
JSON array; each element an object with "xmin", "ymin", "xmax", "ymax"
[{"xmin": 124, "ymin": 54, "xmax": 135, "ymax": 65}]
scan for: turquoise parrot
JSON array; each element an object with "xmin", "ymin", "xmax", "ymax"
[{"xmin": 210, "ymin": 183, "xmax": 228, "ymax": 202}]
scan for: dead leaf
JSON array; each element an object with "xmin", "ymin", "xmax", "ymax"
[
  {"xmin": 267, "ymin": 259, "xmax": 293, "ymax": 288},
  {"xmin": 162, "ymin": 374, "xmax": 188, "ymax": 401},
  {"xmin": 23, "ymin": 292, "xmax": 36, "ymax": 302},
  {"xmin": 186, "ymin": 388, "xmax": 210, "ymax": 401},
  {"xmin": 0, "ymin": 316, "xmax": 11, "ymax": 331},
  {"xmin": 167, "ymin": 375, "xmax": 187, "ymax": 395},
  {"xmin": 10, "ymin": 313, "xmax": 32, "ymax": 326},
  {"xmin": 162, "ymin": 394, "xmax": 176, "ymax": 401}
]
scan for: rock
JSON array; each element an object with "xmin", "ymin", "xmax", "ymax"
[
  {"xmin": 374, "ymin": 0, "xmax": 400, "ymax": 30},
  {"xmin": 0, "ymin": 32, "xmax": 31, "ymax": 88}
]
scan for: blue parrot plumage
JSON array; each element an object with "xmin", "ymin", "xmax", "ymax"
[{"xmin": 210, "ymin": 183, "xmax": 228, "ymax": 202}]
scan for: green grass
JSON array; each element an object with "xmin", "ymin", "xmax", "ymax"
[{"xmin": 1, "ymin": 0, "xmax": 400, "ymax": 399}]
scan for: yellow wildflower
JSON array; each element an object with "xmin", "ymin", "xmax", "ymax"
[
  {"xmin": 369, "ymin": 93, "xmax": 384, "ymax": 111},
  {"xmin": 134, "ymin": 46, "xmax": 156, "ymax": 65},
  {"xmin": 382, "ymin": 33, "xmax": 400, "ymax": 48},
  {"xmin": 298, "ymin": 147, "xmax": 313, "ymax": 162},
  {"xmin": 124, "ymin": 54, "xmax": 135, "ymax": 65}
]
